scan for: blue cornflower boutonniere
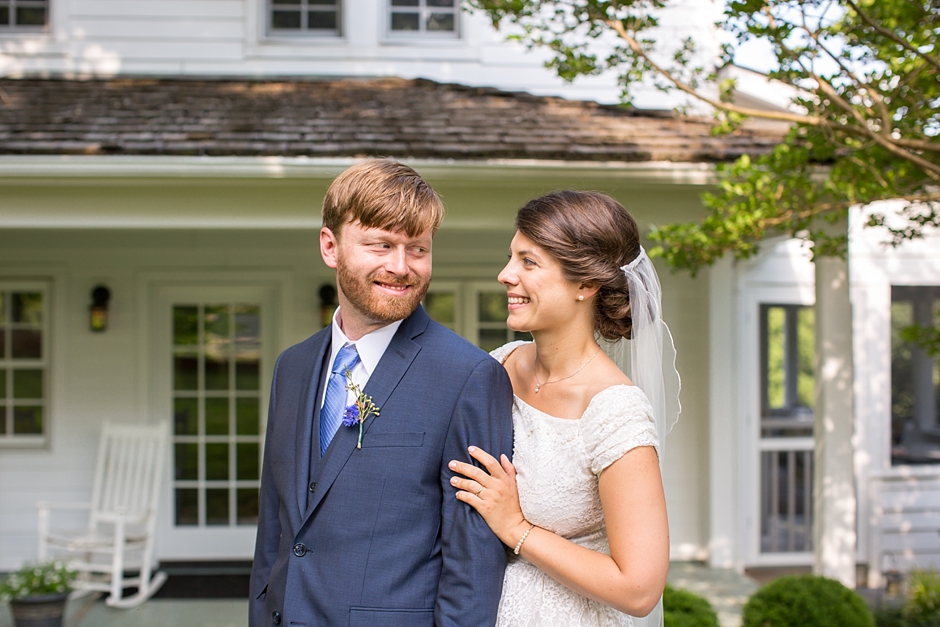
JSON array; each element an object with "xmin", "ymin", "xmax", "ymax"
[{"xmin": 342, "ymin": 367, "xmax": 380, "ymax": 449}]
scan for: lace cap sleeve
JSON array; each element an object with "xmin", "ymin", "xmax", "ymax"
[
  {"xmin": 489, "ymin": 340, "xmax": 530, "ymax": 365},
  {"xmin": 583, "ymin": 385, "xmax": 659, "ymax": 475}
]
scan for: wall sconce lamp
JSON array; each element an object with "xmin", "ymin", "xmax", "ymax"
[
  {"xmin": 90, "ymin": 285, "xmax": 111, "ymax": 332},
  {"xmin": 319, "ymin": 284, "xmax": 337, "ymax": 328}
]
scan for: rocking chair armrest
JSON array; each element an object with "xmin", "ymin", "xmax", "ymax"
[
  {"xmin": 95, "ymin": 509, "xmax": 151, "ymax": 525},
  {"xmin": 36, "ymin": 501, "xmax": 93, "ymax": 511}
]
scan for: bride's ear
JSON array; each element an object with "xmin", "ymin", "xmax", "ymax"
[{"xmin": 577, "ymin": 282, "xmax": 600, "ymax": 301}]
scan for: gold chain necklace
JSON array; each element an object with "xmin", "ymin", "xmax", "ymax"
[{"xmin": 533, "ymin": 346, "xmax": 601, "ymax": 393}]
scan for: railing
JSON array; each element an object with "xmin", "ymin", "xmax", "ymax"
[{"xmin": 759, "ymin": 438, "xmax": 814, "ymax": 554}]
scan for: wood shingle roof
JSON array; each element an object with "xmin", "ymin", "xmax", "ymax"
[{"xmin": 0, "ymin": 77, "xmax": 786, "ymax": 162}]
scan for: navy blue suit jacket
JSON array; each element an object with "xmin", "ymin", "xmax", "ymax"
[{"xmin": 249, "ymin": 306, "xmax": 514, "ymax": 627}]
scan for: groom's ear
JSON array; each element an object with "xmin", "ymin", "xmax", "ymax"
[{"xmin": 320, "ymin": 227, "xmax": 339, "ymax": 269}]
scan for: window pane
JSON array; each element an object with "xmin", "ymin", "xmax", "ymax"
[
  {"xmin": 13, "ymin": 406, "xmax": 42, "ymax": 434},
  {"xmin": 237, "ymin": 489, "xmax": 259, "ymax": 525},
  {"xmin": 391, "ymin": 0, "xmax": 419, "ymax": 5},
  {"xmin": 236, "ymin": 398, "xmax": 259, "ymax": 435},
  {"xmin": 765, "ymin": 307, "xmax": 785, "ymax": 409},
  {"xmin": 15, "ymin": 6, "xmax": 45, "ymax": 25},
  {"xmin": 391, "ymin": 12, "xmax": 419, "ymax": 30},
  {"xmin": 425, "ymin": 292, "xmax": 455, "ymax": 324},
  {"xmin": 11, "ymin": 329, "xmax": 41, "ymax": 359},
  {"xmin": 174, "ymin": 355, "xmax": 198, "ymax": 390},
  {"xmin": 175, "ymin": 443, "xmax": 198, "ymax": 480},
  {"xmin": 205, "ymin": 397, "xmax": 229, "ymax": 435},
  {"xmin": 272, "ymin": 10, "xmax": 301, "ymax": 28},
  {"xmin": 12, "ymin": 369, "xmax": 42, "ymax": 398},
  {"xmin": 206, "ymin": 443, "xmax": 229, "ymax": 480},
  {"xmin": 206, "ymin": 489, "xmax": 229, "ymax": 525},
  {"xmin": 12, "ymin": 293, "xmax": 42, "ymax": 324},
  {"xmin": 512, "ymin": 331, "xmax": 533, "ymax": 343},
  {"xmin": 173, "ymin": 306, "xmax": 198, "ymax": 346},
  {"xmin": 0, "ymin": 407, "xmax": 5, "ymax": 434},
  {"xmin": 204, "ymin": 356, "xmax": 229, "ymax": 390},
  {"xmin": 175, "ymin": 489, "xmax": 198, "ymax": 525},
  {"xmin": 890, "ymin": 287, "xmax": 940, "ymax": 465},
  {"xmin": 796, "ymin": 308, "xmax": 815, "ymax": 408},
  {"xmin": 0, "ymin": 7, "xmax": 9, "ymax": 25},
  {"xmin": 478, "ymin": 328, "xmax": 508, "ymax": 353},
  {"xmin": 237, "ymin": 442, "xmax": 259, "ymax": 480},
  {"xmin": 174, "ymin": 397, "xmax": 198, "ymax": 436},
  {"xmin": 235, "ymin": 358, "xmax": 259, "ymax": 390},
  {"xmin": 428, "ymin": 0, "xmax": 453, "ymax": 5},
  {"xmin": 0, "ymin": 369, "xmax": 5, "ymax": 397},
  {"xmin": 204, "ymin": 305, "xmax": 230, "ymax": 347},
  {"xmin": 308, "ymin": 10, "xmax": 336, "ymax": 29},
  {"xmin": 0, "ymin": 328, "xmax": 5, "ymax": 358},
  {"xmin": 478, "ymin": 292, "xmax": 507, "ymax": 323},
  {"xmin": 234, "ymin": 305, "xmax": 259, "ymax": 342},
  {"xmin": 0, "ymin": 293, "xmax": 5, "ymax": 321},
  {"xmin": 273, "ymin": 0, "xmax": 301, "ymax": 4},
  {"xmin": 426, "ymin": 13, "xmax": 454, "ymax": 31}
]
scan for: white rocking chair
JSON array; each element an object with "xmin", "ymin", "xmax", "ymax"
[{"xmin": 38, "ymin": 421, "xmax": 169, "ymax": 608}]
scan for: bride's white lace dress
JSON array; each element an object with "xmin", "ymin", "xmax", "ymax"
[{"xmin": 491, "ymin": 342, "xmax": 659, "ymax": 627}]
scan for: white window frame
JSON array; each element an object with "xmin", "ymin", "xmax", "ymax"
[
  {"xmin": 266, "ymin": 0, "xmax": 342, "ymax": 38},
  {"xmin": 0, "ymin": 0, "xmax": 48, "ymax": 32},
  {"xmin": 386, "ymin": 0, "xmax": 459, "ymax": 40},
  {"xmin": 0, "ymin": 280, "xmax": 50, "ymax": 448}
]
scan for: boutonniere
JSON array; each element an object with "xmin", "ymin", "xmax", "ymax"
[{"xmin": 342, "ymin": 367, "xmax": 380, "ymax": 449}]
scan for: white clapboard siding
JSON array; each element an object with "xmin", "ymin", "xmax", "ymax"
[
  {"xmin": 70, "ymin": 0, "xmax": 245, "ymax": 19},
  {"xmin": 70, "ymin": 19, "xmax": 245, "ymax": 40},
  {"xmin": 869, "ymin": 472, "xmax": 940, "ymax": 588}
]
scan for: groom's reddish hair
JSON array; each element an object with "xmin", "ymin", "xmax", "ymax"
[{"xmin": 322, "ymin": 159, "xmax": 444, "ymax": 237}]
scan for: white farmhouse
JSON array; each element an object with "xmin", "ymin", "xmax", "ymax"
[{"xmin": 1, "ymin": 0, "xmax": 938, "ymax": 594}]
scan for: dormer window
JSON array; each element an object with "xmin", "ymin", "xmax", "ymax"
[
  {"xmin": 0, "ymin": 0, "xmax": 48, "ymax": 30},
  {"xmin": 268, "ymin": 0, "xmax": 340, "ymax": 36},
  {"xmin": 389, "ymin": 0, "xmax": 458, "ymax": 37}
]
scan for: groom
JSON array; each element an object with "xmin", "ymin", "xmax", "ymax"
[{"xmin": 249, "ymin": 159, "xmax": 514, "ymax": 627}]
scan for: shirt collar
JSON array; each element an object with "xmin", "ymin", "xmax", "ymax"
[{"xmin": 330, "ymin": 307, "xmax": 404, "ymax": 377}]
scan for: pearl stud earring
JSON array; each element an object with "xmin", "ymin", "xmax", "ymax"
[{"xmin": 577, "ymin": 295, "xmax": 584, "ymax": 301}]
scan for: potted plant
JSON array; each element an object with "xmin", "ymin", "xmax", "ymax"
[{"xmin": 0, "ymin": 560, "xmax": 76, "ymax": 627}]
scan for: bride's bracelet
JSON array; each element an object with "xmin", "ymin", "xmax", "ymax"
[{"xmin": 513, "ymin": 523, "xmax": 536, "ymax": 555}]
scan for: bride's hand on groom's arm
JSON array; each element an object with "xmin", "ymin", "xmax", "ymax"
[{"xmin": 449, "ymin": 447, "xmax": 531, "ymax": 548}]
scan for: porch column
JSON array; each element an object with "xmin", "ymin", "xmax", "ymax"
[{"xmin": 812, "ymin": 253, "xmax": 857, "ymax": 587}]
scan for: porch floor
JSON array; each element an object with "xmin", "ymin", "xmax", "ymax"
[{"xmin": 0, "ymin": 562, "xmax": 759, "ymax": 627}]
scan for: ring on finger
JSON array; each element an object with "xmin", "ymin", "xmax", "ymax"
[{"xmin": 474, "ymin": 486, "xmax": 484, "ymax": 497}]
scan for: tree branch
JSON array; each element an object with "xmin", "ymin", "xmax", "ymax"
[
  {"xmin": 844, "ymin": 0, "xmax": 940, "ymax": 74},
  {"xmin": 604, "ymin": 18, "xmax": 822, "ymax": 125}
]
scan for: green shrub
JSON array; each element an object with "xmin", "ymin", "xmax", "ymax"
[
  {"xmin": 873, "ymin": 604, "xmax": 907, "ymax": 627},
  {"xmin": 663, "ymin": 584, "xmax": 719, "ymax": 627},
  {"xmin": 905, "ymin": 569, "xmax": 940, "ymax": 626},
  {"xmin": 742, "ymin": 574, "xmax": 874, "ymax": 627}
]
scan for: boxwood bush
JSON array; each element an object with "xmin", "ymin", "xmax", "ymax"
[
  {"xmin": 742, "ymin": 574, "xmax": 874, "ymax": 627},
  {"xmin": 663, "ymin": 584, "xmax": 719, "ymax": 627}
]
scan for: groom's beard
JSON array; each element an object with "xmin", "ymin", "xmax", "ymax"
[{"xmin": 336, "ymin": 262, "xmax": 430, "ymax": 324}]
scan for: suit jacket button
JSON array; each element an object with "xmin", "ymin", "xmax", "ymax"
[
  {"xmin": 309, "ymin": 482, "xmax": 317, "ymax": 493},
  {"xmin": 272, "ymin": 610, "xmax": 281, "ymax": 625},
  {"xmin": 293, "ymin": 543, "xmax": 307, "ymax": 557}
]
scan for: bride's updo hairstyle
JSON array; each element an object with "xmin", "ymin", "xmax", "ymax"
[{"xmin": 515, "ymin": 190, "xmax": 641, "ymax": 341}]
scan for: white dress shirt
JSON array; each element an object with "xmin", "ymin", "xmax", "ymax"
[{"xmin": 321, "ymin": 306, "xmax": 403, "ymax": 408}]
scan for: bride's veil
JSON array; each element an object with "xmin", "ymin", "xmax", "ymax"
[{"xmin": 600, "ymin": 246, "xmax": 680, "ymax": 627}]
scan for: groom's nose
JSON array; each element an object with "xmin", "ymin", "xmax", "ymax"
[{"xmin": 385, "ymin": 247, "xmax": 409, "ymax": 275}]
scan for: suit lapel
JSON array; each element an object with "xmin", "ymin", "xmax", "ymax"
[
  {"xmin": 292, "ymin": 333, "xmax": 331, "ymax": 523},
  {"xmin": 304, "ymin": 307, "xmax": 430, "ymax": 520}
]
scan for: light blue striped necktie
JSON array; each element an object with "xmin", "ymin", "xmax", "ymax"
[{"xmin": 319, "ymin": 343, "xmax": 360, "ymax": 456}]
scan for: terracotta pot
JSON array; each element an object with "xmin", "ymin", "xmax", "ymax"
[{"xmin": 9, "ymin": 592, "xmax": 68, "ymax": 627}]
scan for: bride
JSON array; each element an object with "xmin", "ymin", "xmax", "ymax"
[{"xmin": 448, "ymin": 190, "xmax": 677, "ymax": 626}]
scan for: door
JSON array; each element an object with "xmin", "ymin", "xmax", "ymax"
[{"xmin": 151, "ymin": 284, "xmax": 277, "ymax": 560}]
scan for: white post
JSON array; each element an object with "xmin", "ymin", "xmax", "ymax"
[{"xmin": 812, "ymin": 253, "xmax": 857, "ymax": 587}]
